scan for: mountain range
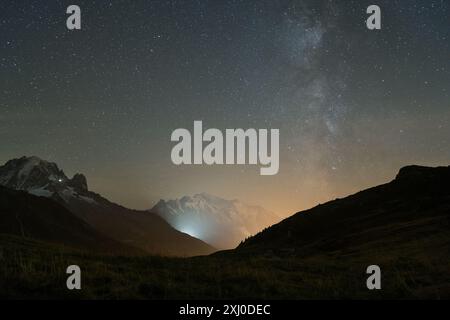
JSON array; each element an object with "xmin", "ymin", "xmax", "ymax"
[
  {"xmin": 0, "ymin": 156, "xmax": 214, "ymax": 256},
  {"xmin": 1, "ymin": 163, "xmax": 449, "ymax": 299},
  {"xmin": 152, "ymin": 193, "xmax": 280, "ymax": 249}
]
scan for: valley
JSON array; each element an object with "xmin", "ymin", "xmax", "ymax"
[
  {"xmin": 0, "ymin": 162, "xmax": 449, "ymax": 299},
  {"xmin": 0, "ymin": 157, "xmax": 215, "ymax": 257}
]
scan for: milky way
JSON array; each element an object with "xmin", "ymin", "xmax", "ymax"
[{"xmin": 1, "ymin": 0, "xmax": 449, "ymax": 214}]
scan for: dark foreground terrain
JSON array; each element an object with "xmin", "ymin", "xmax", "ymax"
[
  {"xmin": 0, "ymin": 165, "xmax": 449, "ymax": 299},
  {"xmin": 0, "ymin": 231, "xmax": 449, "ymax": 299}
]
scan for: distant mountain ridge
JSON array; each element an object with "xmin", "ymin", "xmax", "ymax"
[
  {"xmin": 0, "ymin": 156, "xmax": 215, "ymax": 256},
  {"xmin": 152, "ymin": 193, "xmax": 281, "ymax": 249}
]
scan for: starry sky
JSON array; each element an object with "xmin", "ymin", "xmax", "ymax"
[{"xmin": 1, "ymin": 0, "xmax": 449, "ymax": 215}]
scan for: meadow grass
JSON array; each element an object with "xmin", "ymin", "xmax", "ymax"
[{"xmin": 1, "ymin": 233, "xmax": 449, "ymax": 299}]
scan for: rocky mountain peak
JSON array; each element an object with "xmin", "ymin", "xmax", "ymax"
[
  {"xmin": 69, "ymin": 173, "xmax": 88, "ymax": 192},
  {"xmin": 0, "ymin": 156, "xmax": 90, "ymax": 199}
]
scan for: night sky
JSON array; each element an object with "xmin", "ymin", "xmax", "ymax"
[{"xmin": 1, "ymin": 0, "xmax": 449, "ymax": 215}]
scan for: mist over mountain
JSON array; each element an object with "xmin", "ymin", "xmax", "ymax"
[
  {"xmin": 152, "ymin": 193, "xmax": 281, "ymax": 249},
  {"xmin": 0, "ymin": 156, "xmax": 215, "ymax": 256}
]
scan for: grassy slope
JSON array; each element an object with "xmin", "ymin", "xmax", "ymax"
[
  {"xmin": 0, "ymin": 186, "xmax": 140, "ymax": 255},
  {"xmin": 1, "ymin": 232, "xmax": 449, "ymax": 300}
]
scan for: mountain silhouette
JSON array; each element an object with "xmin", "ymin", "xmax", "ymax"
[
  {"xmin": 0, "ymin": 156, "xmax": 215, "ymax": 256},
  {"xmin": 0, "ymin": 186, "xmax": 138, "ymax": 254},
  {"xmin": 237, "ymin": 165, "xmax": 450, "ymax": 255}
]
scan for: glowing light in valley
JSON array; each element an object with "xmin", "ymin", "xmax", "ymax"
[{"xmin": 178, "ymin": 226, "xmax": 200, "ymax": 239}]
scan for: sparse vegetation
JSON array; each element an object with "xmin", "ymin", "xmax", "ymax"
[{"xmin": 1, "ymin": 233, "xmax": 449, "ymax": 299}]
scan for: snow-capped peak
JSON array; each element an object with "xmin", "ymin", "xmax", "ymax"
[
  {"xmin": 0, "ymin": 156, "xmax": 91, "ymax": 203},
  {"xmin": 0, "ymin": 156, "xmax": 65, "ymax": 188},
  {"xmin": 151, "ymin": 193, "xmax": 281, "ymax": 249}
]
